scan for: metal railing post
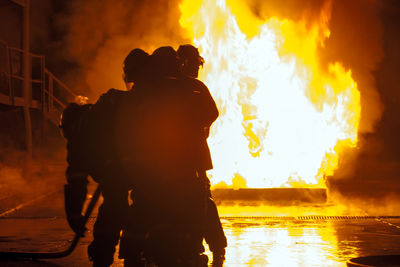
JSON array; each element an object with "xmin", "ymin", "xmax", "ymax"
[
  {"xmin": 40, "ymin": 55, "xmax": 45, "ymax": 113},
  {"xmin": 48, "ymin": 72, "xmax": 54, "ymax": 110},
  {"xmin": 1, "ymin": 40, "xmax": 78, "ymax": 127},
  {"xmin": 40, "ymin": 55, "xmax": 47, "ymax": 148},
  {"xmin": 23, "ymin": 0, "xmax": 33, "ymax": 159},
  {"xmin": 6, "ymin": 45, "xmax": 13, "ymax": 105}
]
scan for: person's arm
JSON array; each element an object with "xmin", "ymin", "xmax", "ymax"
[
  {"xmin": 193, "ymin": 79, "xmax": 219, "ymax": 127},
  {"xmin": 64, "ymin": 144, "xmax": 89, "ymax": 236}
]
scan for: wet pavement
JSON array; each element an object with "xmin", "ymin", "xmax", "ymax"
[{"xmin": 1, "ymin": 183, "xmax": 400, "ymax": 266}]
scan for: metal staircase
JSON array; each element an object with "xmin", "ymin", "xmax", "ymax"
[{"xmin": 0, "ymin": 40, "xmax": 79, "ymax": 125}]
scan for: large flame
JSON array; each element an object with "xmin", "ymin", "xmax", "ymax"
[{"xmin": 179, "ymin": 0, "xmax": 360, "ymax": 188}]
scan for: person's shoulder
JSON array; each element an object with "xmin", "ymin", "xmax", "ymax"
[
  {"xmin": 182, "ymin": 77, "xmax": 208, "ymax": 88},
  {"xmin": 180, "ymin": 77, "xmax": 210, "ymax": 96},
  {"xmin": 63, "ymin": 102, "xmax": 92, "ymax": 118},
  {"xmin": 193, "ymin": 78, "xmax": 207, "ymax": 87},
  {"xmin": 104, "ymin": 88, "xmax": 128, "ymax": 98},
  {"xmin": 96, "ymin": 88, "xmax": 128, "ymax": 105}
]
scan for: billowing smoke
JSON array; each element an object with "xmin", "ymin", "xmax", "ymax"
[
  {"xmin": 321, "ymin": 0, "xmax": 384, "ymax": 134},
  {"xmin": 322, "ymin": 0, "xmax": 400, "ymax": 200},
  {"xmin": 52, "ymin": 0, "xmax": 188, "ymax": 100}
]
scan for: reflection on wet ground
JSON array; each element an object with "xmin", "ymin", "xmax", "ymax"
[
  {"xmin": 1, "ymin": 190, "xmax": 400, "ymax": 266},
  {"xmin": 216, "ymin": 217, "xmax": 400, "ymax": 266},
  {"xmin": 213, "ymin": 204, "xmax": 400, "ymax": 266}
]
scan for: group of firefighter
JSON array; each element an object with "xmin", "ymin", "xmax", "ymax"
[{"xmin": 60, "ymin": 44, "xmax": 227, "ymax": 267}]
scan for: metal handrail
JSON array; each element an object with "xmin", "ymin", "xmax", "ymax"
[
  {"xmin": 43, "ymin": 88, "xmax": 67, "ymax": 110},
  {"xmin": 8, "ymin": 73, "xmax": 25, "ymax": 81},
  {"xmin": 0, "ymin": 40, "xmax": 79, "ymax": 122},
  {"xmin": 44, "ymin": 69, "xmax": 78, "ymax": 99},
  {"xmin": 7, "ymin": 45, "xmax": 43, "ymax": 58},
  {"xmin": 7, "ymin": 74, "xmax": 42, "ymax": 83}
]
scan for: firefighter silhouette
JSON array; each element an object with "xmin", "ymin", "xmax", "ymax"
[
  {"xmin": 62, "ymin": 49, "xmax": 150, "ymax": 267},
  {"xmin": 119, "ymin": 45, "xmax": 225, "ymax": 266},
  {"xmin": 119, "ymin": 46, "xmax": 208, "ymax": 266},
  {"xmin": 177, "ymin": 44, "xmax": 227, "ymax": 264},
  {"xmin": 62, "ymin": 46, "xmax": 224, "ymax": 267}
]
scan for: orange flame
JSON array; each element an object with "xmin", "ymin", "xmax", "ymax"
[{"xmin": 179, "ymin": 0, "xmax": 361, "ymax": 188}]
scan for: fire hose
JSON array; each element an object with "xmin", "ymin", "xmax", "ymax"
[{"xmin": 0, "ymin": 185, "xmax": 101, "ymax": 259}]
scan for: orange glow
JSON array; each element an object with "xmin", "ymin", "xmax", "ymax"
[
  {"xmin": 217, "ymin": 222, "xmax": 352, "ymax": 267},
  {"xmin": 179, "ymin": 0, "xmax": 360, "ymax": 188}
]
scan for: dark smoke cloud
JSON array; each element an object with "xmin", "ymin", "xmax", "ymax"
[
  {"xmin": 52, "ymin": 0, "xmax": 188, "ymax": 99},
  {"xmin": 327, "ymin": 0, "xmax": 400, "ymax": 200},
  {"xmin": 321, "ymin": 0, "xmax": 384, "ymax": 134}
]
